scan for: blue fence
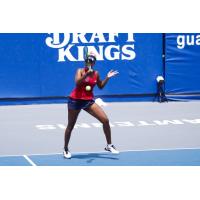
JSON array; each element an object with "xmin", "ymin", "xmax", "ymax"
[
  {"xmin": 165, "ymin": 33, "xmax": 200, "ymax": 100},
  {"xmin": 0, "ymin": 33, "xmax": 199, "ymax": 105}
]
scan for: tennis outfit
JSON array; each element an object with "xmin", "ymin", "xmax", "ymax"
[
  {"xmin": 68, "ymin": 67, "xmax": 97, "ymax": 110},
  {"xmin": 64, "ymin": 66, "xmax": 120, "ymax": 158}
]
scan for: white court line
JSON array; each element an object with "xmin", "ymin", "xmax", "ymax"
[
  {"xmin": 1, "ymin": 146, "xmax": 200, "ymax": 158},
  {"xmin": 62, "ymin": 147, "xmax": 200, "ymax": 155},
  {"xmin": 23, "ymin": 155, "xmax": 37, "ymax": 166}
]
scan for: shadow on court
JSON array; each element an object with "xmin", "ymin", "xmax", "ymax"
[{"xmin": 72, "ymin": 153, "xmax": 119, "ymax": 163}]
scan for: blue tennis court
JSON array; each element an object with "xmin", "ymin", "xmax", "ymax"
[
  {"xmin": 1, "ymin": 148, "xmax": 200, "ymax": 166},
  {"xmin": 1, "ymin": 101, "xmax": 200, "ymax": 166},
  {"xmin": 1, "ymin": 34, "xmax": 200, "ymax": 167}
]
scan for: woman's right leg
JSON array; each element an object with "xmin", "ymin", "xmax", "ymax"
[{"xmin": 64, "ymin": 108, "xmax": 81, "ymax": 151}]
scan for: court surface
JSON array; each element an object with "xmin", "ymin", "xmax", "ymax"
[{"xmin": 0, "ymin": 101, "xmax": 200, "ymax": 166}]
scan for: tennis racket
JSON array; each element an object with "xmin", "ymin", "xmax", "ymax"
[
  {"xmin": 83, "ymin": 46, "xmax": 88, "ymax": 61},
  {"xmin": 84, "ymin": 46, "xmax": 93, "ymax": 72}
]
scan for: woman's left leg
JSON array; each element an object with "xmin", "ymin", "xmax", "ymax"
[{"xmin": 84, "ymin": 103, "xmax": 112, "ymax": 144}]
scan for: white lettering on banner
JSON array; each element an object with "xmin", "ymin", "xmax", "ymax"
[
  {"xmin": 77, "ymin": 46, "xmax": 85, "ymax": 61},
  {"xmin": 127, "ymin": 33, "xmax": 135, "ymax": 42},
  {"xmin": 58, "ymin": 44, "xmax": 76, "ymax": 62},
  {"xmin": 105, "ymin": 45, "xmax": 120, "ymax": 60},
  {"xmin": 121, "ymin": 45, "xmax": 136, "ymax": 60},
  {"xmin": 45, "ymin": 33, "xmax": 136, "ymax": 62},
  {"xmin": 72, "ymin": 33, "xmax": 88, "ymax": 44},
  {"xmin": 83, "ymin": 45, "xmax": 104, "ymax": 61},
  {"xmin": 35, "ymin": 118, "xmax": 200, "ymax": 131},
  {"xmin": 45, "ymin": 33, "xmax": 70, "ymax": 48},
  {"xmin": 108, "ymin": 33, "xmax": 119, "ymax": 42},
  {"xmin": 177, "ymin": 34, "xmax": 200, "ymax": 49},
  {"xmin": 89, "ymin": 33, "xmax": 107, "ymax": 43}
]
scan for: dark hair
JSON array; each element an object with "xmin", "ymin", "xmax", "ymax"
[{"xmin": 85, "ymin": 55, "xmax": 96, "ymax": 64}]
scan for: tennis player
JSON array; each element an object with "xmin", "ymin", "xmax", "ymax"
[{"xmin": 63, "ymin": 52, "xmax": 119, "ymax": 158}]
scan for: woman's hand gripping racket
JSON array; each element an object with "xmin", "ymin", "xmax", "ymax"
[{"xmin": 84, "ymin": 46, "xmax": 93, "ymax": 73}]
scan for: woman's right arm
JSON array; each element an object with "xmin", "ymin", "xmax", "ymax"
[{"xmin": 75, "ymin": 69, "xmax": 90, "ymax": 86}]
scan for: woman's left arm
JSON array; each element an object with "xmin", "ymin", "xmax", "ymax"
[{"xmin": 97, "ymin": 70, "xmax": 119, "ymax": 89}]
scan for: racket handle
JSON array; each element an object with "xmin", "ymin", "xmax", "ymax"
[{"xmin": 88, "ymin": 66, "xmax": 93, "ymax": 72}]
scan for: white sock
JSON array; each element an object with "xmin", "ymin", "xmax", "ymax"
[{"xmin": 107, "ymin": 144, "xmax": 113, "ymax": 148}]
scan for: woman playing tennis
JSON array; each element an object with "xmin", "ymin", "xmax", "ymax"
[{"xmin": 64, "ymin": 51, "xmax": 119, "ymax": 158}]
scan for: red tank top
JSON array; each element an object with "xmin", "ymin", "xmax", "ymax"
[{"xmin": 70, "ymin": 68, "xmax": 97, "ymax": 100}]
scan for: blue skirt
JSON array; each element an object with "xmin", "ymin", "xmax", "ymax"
[{"xmin": 68, "ymin": 98, "xmax": 95, "ymax": 110}]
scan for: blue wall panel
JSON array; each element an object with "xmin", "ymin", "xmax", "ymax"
[
  {"xmin": 0, "ymin": 33, "xmax": 163, "ymax": 103},
  {"xmin": 165, "ymin": 33, "xmax": 200, "ymax": 99}
]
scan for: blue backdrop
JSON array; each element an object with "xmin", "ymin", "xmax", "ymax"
[
  {"xmin": 0, "ymin": 33, "xmax": 163, "ymax": 104},
  {"xmin": 165, "ymin": 33, "xmax": 200, "ymax": 100}
]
